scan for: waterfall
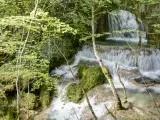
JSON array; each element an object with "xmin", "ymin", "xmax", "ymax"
[
  {"xmin": 48, "ymin": 10, "xmax": 159, "ymax": 120},
  {"xmin": 52, "ymin": 45, "xmax": 160, "ymax": 80},
  {"xmin": 49, "ymin": 45, "xmax": 160, "ymax": 120},
  {"xmin": 107, "ymin": 10, "xmax": 146, "ymax": 43}
]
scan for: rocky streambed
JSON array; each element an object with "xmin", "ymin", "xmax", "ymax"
[{"xmin": 34, "ymin": 83, "xmax": 160, "ymax": 120}]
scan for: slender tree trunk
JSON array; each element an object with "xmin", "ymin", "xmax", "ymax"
[
  {"xmin": 85, "ymin": 92, "xmax": 98, "ymax": 120},
  {"xmin": 15, "ymin": 0, "xmax": 39, "ymax": 119},
  {"xmin": 91, "ymin": 6, "xmax": 123, "ymax": 110},
  {"xmin": 136, "ymin": 18, "xmax": 142, "ymax": 48},
  {"xmin": 27, "ymin": 79, "xmax": 30, "ymax": 120},
  {"xmin": 115, "ymin": 63, "xmax": 127, "ymax": 103},
  {"xmin": 134, "ymin": 4, "xmax": 142, "ymax": 48},
  {"xmin": 16, "ymin": 77, "xmax": 20, "ymax": 120}
]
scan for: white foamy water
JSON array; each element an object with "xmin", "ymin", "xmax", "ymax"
[
  {"xmin": 108, "ymin": 10, "xmax": 146, "ymax": 43},
  {"xmin": 48, "ymin": 83, "xmax": 159, "ymax": 120},
  {"xmin": 52, "ymin": 45, "xmax": 160, "ymax": 81},
  {"xmin": 48, "ymin": 84, "xmax": 113, "ymax": 120},
  {"xmin": 48, "ymin": 10, "xmax": 160, "ymax": 119},
  {"xmin": 49, "ymin": 45, "xmax": 160, "ymax": 120}
]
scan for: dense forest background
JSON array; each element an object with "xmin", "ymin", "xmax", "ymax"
[{"xmin": 0, "ymin": 0, "xmax": 160, "ymax": 120}]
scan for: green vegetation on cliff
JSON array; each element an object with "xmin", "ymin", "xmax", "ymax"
[{"xmin": 0, "ymin": 5, "xmax": 78, "ymax": 119}]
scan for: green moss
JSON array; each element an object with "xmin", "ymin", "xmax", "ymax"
[
  {"xmin": 80, "ymin": 66, "xmax": 107, "ymax": 91},
  {"xmin": 0, "ymin": 99, "xmax": 17, "ymax": 120},
  {"xmin": 66, "ymin": 66, "xmax": 107, "ymax": 103},
  {"xmin": 0, "ymin": 90, "xmax": 8, "ymax": 117},
  {"xmin": 4, "ymin": 108, "xmax": 16, "ymax": 120},
  {"xmin": 40, "ymin": 86, "xmax": 50, "ymax": 108},
  {"xmin": 77, "ymin": 64, "xmax": 87, "ymax": 78},
  {"xmin": 66, "ymin": 83, "xmax": 83, "ymax": 103},
  {"xmin": 20, "ymin": 93, "xmax": 37, "ymax": 110}
]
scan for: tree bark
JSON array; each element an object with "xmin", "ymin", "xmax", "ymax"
[
  {"xmin": 15, "ymin": 0, "xmax": 39, "ymax": 119},
  {"xmin": 85, "ymin": 92, "xmax": 98, "ymax": 120},
  {"xmin": 134, "ymin": 3, "xmax": 142, "ymax": 48},
  {"xmin": 91, "ymin": 6, "xmax": 123, "ymax": 110},
  {"xmin": 115, "ymin": 63, "xmax": 127, "ymax": 103}
]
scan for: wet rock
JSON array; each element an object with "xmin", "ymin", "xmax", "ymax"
[
  {"xmin": 123, "ymin": 102, "xmax": 133, "ymax": 109},
  {"xmin": 119, "ymin": 69, "xmax": 141, "ymax": 80},
  {"xmin": 81, "ymin": 107, "xmax": 93, "ymax": 120},
  {"xmin": 33, "ymin": 109, "xmax": 50, "ymax": 120},
  {"xmin": 88, "ymin": 85, "xmax": 114, "ymax": 103},
  {"xmin": 155, "ymin": 97, "xmax": 160, "ymax": 107},
  {"xmin": 129, "ymin": 77, "xmax": 160, "ymax": 87}
]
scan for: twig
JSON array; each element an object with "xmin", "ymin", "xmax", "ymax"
[
  {"xmin": 27, "ymin": 79, "xmax": 30, "ymax": 120},
  {"xmin": 105, "ymin": 104, "xmax": 116, "ymax": 120}
]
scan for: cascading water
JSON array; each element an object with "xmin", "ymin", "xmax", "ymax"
[
  {"xmin": 48, "ymin": 45, "xmax": 160, "ymax": 120},
  {"xmin": 107, "ymin": 10, "xmax": 146, "ymax": 43},
  {"xmin": 47, "ymin": 10, "xmax": 160, "ymax": 120},
  {"xmin": 52, "ymin": 45, "xmax": 160, "ymax": 82}
]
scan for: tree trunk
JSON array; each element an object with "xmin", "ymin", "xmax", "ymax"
[
  {"xmin": 115, "ymin": 63, "xmax": 127, "ymax": 103},
  {"xmin": 91, "ymin": 6, "xmax": 123, "ymax": 110},
  {"xmin": 85, "ymin": 92, "xmax": 98, "ymax": 120},
  {"xmin": 15, "ymin": 0, "xmax": 39, "ymax": 119},
  {"xmin": 134, "ymin": 4, "xmax": 142, "ymax": 48}
]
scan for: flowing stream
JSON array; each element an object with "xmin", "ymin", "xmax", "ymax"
[
  {"xmin": 52, "ymin": 44, "xmax": 160, "ymax": 90},
  {"xmin": 47, "ymin": 10, "xmax": 160, "ymax": 120}
]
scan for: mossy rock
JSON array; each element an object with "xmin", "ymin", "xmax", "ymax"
[
  {"xmin": 20, "ymin": 93, "xmax": 37, "ymax": 110},
  {"xmin": 3, "ymin": 108, "xmax": 17, "ymax": 120},
  {"xmin": 66, "ymin": 66, "xmax": 107, "ymax": 103},
  {"xmin": 0, "ymin": 90, "xmax": 17, "ymax": 120},
  {"xmin": 0, "ymin": 90, "xmax": 8, "ymax": 117},
  {"xmin": 66, "ymin": 83, "xmax": 83, "ymax": 103},
  {"xmin": 40, "ymin": 86, "xmax": 50, "ymax": 108},
  {"xmin": 77, "ymin": 64, "xmax": 87, "ymax": 79},
  {"xmin": 80, "ymin": 66, "xmax": 107, "ymax": 91}
]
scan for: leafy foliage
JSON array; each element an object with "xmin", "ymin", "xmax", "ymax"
[{"xmin": 0, "ymin": 8, "xmax": 77, "ymax": 119}]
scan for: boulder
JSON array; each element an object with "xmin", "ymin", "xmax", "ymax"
[
  {"xmin": 129, "ymin": 77, "xmax": 160, "ymax": 87},
  {"xmin": 66, "ymin": 66, "xmax": 107, "ymax": 103}
]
